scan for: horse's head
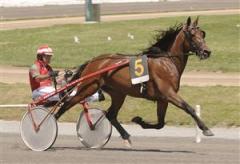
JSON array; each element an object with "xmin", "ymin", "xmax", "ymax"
[{"xmin": 182, "ymin": 17, "xmax": 211, "ymax": 59}]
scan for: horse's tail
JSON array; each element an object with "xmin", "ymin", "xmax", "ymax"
[
  {"xmin": 70, "ymin": 61, "xmax": 89, "ymax": 82},
  {"xmin": 63, "ymin": 61, "xmax": 89, "ymax": 95}
]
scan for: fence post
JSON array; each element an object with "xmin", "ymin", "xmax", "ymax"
[{"xmin": 85, "ymin": 0, "xmax": 100, "ymax": 22}]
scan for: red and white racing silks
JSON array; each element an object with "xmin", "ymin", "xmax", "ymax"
[{"xmin": 29, "ymin": 60, "xmax": 53, "ymax": 91}]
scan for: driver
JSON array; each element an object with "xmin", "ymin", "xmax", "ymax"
[{"xmin": 29, "ymin": 44, "xmax": 105, "ymax": 103}]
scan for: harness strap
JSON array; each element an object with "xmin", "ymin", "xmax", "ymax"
[
  {"xmin": 140, "ymin": 82, "xmax": 148, "ymax": 97},
  {"xmin": 184, "ymin": 30, "xmax": 199, "ymax": 53}
]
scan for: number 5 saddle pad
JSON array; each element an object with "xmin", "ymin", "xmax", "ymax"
[{"xmin": 129, "ymin": 55, "xmax": 149, "ymax": 85}]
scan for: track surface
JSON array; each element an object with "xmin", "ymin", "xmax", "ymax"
[{"xmin": 0, "ymin": 133, "xmax": 239, "ymax": 164}]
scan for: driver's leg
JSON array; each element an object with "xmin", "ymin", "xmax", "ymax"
[
  {"xmin": 85, "ymin": 89, "xmax": 105, "ymax": 102},
  {"xmin": 32, "ymin": 86, "xmax": 60, "ymax": 102}
]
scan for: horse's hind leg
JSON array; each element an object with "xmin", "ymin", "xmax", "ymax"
[
  {"xmin": 105, "ymin": 90, "xmax": 131, "ymax": 145},
  {"xmin": 55, "ymin": 82, "xmax": 100, "ymax": 120},
  {"xmin": 132, "ymin": 99, "xmax": 168, "ymax": 129},
  {"xmin": 55, "ymin": 94, "xmax": 82, "ymax": 120},
  {"xmin": 167, "ymin": 89, "xmax": 214, "ymax": 136}
]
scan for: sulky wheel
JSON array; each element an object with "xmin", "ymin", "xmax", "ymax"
[
  {"xmin": 76, "ymin": 108, "xmax": 112, "ymax": 148},
  {"xmin": 20, "ymin": 106, "xmax": 58, "ymax": 151}
]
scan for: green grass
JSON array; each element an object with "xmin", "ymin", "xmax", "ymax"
[
  {"xmin": 0, "ymin": 14, "xmax": 239, "ymax": 72},
  {"xmin": 0, "ymin": 83, "xmax": 239, "ymax": 127}
]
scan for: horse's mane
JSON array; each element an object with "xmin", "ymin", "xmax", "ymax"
[{"xmin": 142, "ymin": 24, "xmax": 183, "ymax": 56}]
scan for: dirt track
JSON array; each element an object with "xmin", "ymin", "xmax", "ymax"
[
  {"xmin": 1, "ymin": 133, "xmax": 239, "ymax": 164},
  {"xmin": 0, "ymin": 65, "xmax": 239, "ymax": 86}
]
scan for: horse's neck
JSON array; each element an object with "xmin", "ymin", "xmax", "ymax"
[{"xmin": 169, "ymin": 32, "xmax": 189, "ymax": 76}]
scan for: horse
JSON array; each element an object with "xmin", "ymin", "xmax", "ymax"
[{"xmin": 55, "ymin": 17, "xmax": 213, "ymax": 146}]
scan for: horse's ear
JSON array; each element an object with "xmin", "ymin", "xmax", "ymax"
[
  {"xmin": 183, "ymin": 17, "xmax": 191, "ymax": 31},
  {"xmin": 193, "ymin": 16, "xmax": 199, "ymax": 27},
  {"xmin": 186, "ymin": 17, "xmax": 191, "ymax": 27}
]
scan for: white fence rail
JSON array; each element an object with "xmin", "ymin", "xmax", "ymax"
[{"xmin": 0, "ymin": 104, "xmax": 28, "ymax": 108}]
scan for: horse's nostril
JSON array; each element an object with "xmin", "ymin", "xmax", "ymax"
[{"xmin": 204, "ymin": 50, "xmax": 211, "ymax": 55}]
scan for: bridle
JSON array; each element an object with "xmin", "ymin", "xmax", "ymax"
[
  {"xmin": 184, "ymin": 29, "xmax": 199, "ymax": 54},
  {"xmin": 183, "ymin": 27, "xmax": 206, "ymax": 56}
]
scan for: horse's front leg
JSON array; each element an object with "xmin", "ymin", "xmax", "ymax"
[
  {"xmin": 167, "ymin": 88, "xmax": 214, "ymax": 136},
  {"xmin": 132, "ymin": 99, "xmax": 168, "ymax": 129}
]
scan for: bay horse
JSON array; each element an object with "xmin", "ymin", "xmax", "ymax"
[{"xmin": 55, "ymin": 17, "xmax": 213, "ymax": 145}]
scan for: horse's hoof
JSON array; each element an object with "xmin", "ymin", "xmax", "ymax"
[
  {"xmin": 203, "ymin": 129, "xmax": 214, "ymax": 136},
  {"xmin": 131, "ymin": 116, "xmax": 142, "ymax": 124},
  {"xmin": 123, "ymin": 139, "xmax": 132, "ymax": 148}
]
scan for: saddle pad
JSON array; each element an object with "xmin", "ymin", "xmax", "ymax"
[{"xmin": 129, "ymin": 55, "xmax": 149, "ymax": 84}]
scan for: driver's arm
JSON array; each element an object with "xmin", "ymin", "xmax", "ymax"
[
  {"xmin": 35, "ymin": 74, "xmax": 51, "ymax": 82},
  {"xmin": 30, "ymin": 64, "xmax": 51, "ymax": 82}
]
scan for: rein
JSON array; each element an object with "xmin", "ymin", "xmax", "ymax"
[
  {"xmin": 183, "ymin": 30, "xmax": 203, "ymax": 55},
  {"xmin": 146, "ymin": 52, "xmax": 195, "ymax": 59}
]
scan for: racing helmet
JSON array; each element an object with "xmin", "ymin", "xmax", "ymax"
[{"xmin": 37, "ymin": 45, "xmax": 54, "ymax": 56}]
